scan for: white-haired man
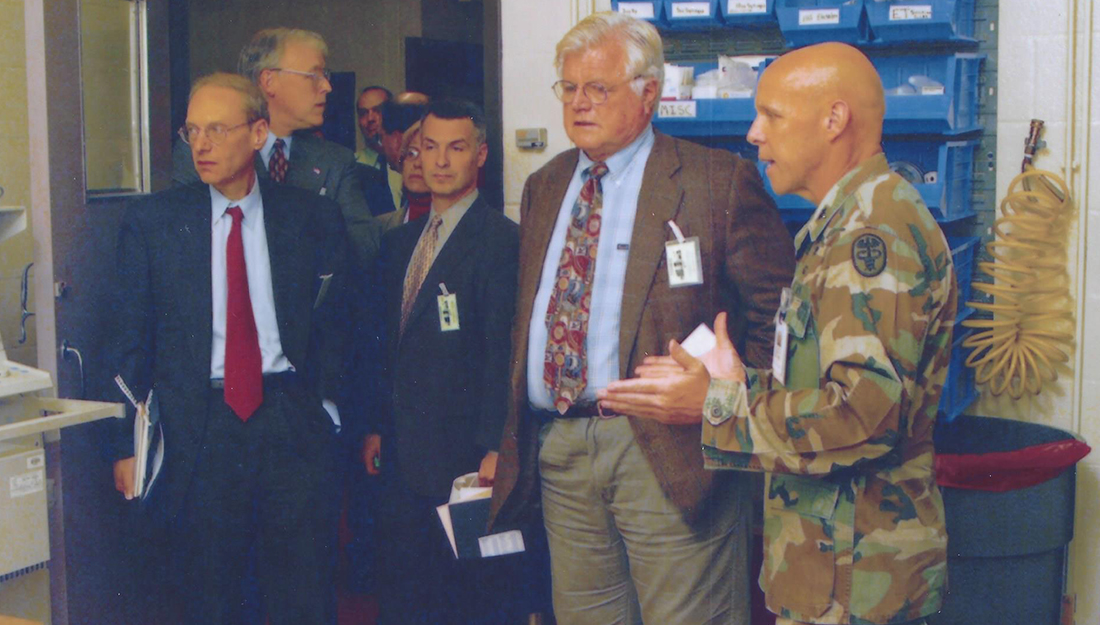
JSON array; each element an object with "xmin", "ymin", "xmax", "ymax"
[
  {"xmin": 488, "ymin": 12, "xmax": 795, "ymax": 625},
  {"xmin": 173, "ymin": 28, "xmax": 377, "ymax": 267}
]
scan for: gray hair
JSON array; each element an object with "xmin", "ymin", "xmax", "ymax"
[
  {"xmin": 190, "ymin": 72, "xmax": 270, "ymax": 123},
  {"xmin": 237, "ymin": 28, "xmax": 329, "ymax": 84},
  {"xmin": 554, "ymin": 12, "xmax": 664, "ymax": 97}
]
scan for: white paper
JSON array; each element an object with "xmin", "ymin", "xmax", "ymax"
[
  {"xmin": 727, "ymin": 0, "xmax": 767, "ymax": 14},
  {"xmin": 671, "ymin": 2, "xmax": 711, "ymax": 18},
  {"xmin": 798, "ymin": 8, "xmax": 840, "ymax": 25},
  {"xmin": 10, "ymin": 470, "xmax": 44, "ymax": 498},
  {"xmin": 479, "ymin": 531, "xmax": 526, "ymax": 558},
  {"xmin": 682, "ymin": 323, "xmax": 717, "ymax": 358},
  {"xmin": 889, "ymin": 5, "xmax": 933, "ymax": 20},
  {"xmin": 658, "ymin": 101, "xmax": 698, "ymax": 118},
  {"xmin": 617, "ymin": 2, "xmax": 655, "ymax": 19}
]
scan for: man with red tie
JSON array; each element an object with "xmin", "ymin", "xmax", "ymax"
[{"xmin": 109, "ymin": 72, "xmax": 352, "ymax": 625}]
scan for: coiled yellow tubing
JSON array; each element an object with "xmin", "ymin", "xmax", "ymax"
[{"xmin": 962, "ymin": 167, "xmax": 1074, "ymax": 399}]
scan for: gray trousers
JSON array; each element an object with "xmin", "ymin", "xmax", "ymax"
[{"xmin": 538, "ymin": 415, "xmax": 750, "ymax": 625}]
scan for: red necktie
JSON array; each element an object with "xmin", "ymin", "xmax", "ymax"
[
  {"xmin": 224, "ymin": 206, "xmax": 263, "ymax": 421},
  {"xmin": 269, "ymin": 139, "xmax": 289, "ymax": 183},
  {"xmin": 543, "ymin": 162, "xmax": 608, "ymax": 414}
]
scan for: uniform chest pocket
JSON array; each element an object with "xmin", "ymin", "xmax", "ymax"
[{"xmin": 761, "ymin": 473, "xmax": 838, "ymax": 617}]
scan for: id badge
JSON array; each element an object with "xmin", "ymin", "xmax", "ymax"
[
  {"xmin": 772, "ymin": 287, "xmax": 791, "ymax": 386},
  {"xmin": 664, "ymin": 221, "xmax": 703, "ymax": 287},
  {"xmin": 437, "ymin": 283, "xmax": 459, "ymax": 332}
]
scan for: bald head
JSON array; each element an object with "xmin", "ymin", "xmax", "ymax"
[
  {"xmin": 768, "ymin": 42, "xmax": 884, "ymax": 146},
  {"xmin": 747, "ymin": 43, "xmax": 885, "ymax": 204}
]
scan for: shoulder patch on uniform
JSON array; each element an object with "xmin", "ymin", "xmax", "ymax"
[{"xmin": 852, "ymin": 233, "xmax": 887, "ymax": 277}]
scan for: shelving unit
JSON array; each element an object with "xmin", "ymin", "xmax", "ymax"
[{"xmin": 614, "ymin": 0, "xmax": 998, "ymax": 421}]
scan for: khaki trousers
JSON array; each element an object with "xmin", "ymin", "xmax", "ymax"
[{"xmin": 538, "ymin": 416, "xmax": 750, "ymax": 625}]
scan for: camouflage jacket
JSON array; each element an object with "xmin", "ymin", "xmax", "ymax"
[{"xmin": 701, "ymin": 154, "xmax": 956, "ymax": 624}]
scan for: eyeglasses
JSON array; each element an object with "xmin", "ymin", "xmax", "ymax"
[
  {"xmin": 399, "ymin": 147, "xmax": 421, "ymax": 166},
  {"xmin": 551, "ymin": 75, "xmax": 643, "ymax": 105},
  {"xmin": 272, "ymin": 67, "xmax": 332, "ymax": 87},
  {"xmin": 178, "ymin": 121, "xmax": 253, "ymax": 146}
]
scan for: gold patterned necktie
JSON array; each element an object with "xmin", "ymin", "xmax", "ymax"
[
  {"xmin": 269, "ymin": 138, "xmax": 288, "ymax": 183},
  {"xmin": 543, "ymin": 161, "xmax": 609, "ymax": 414},
  {"xmin": 400, "ymin": 214, "xmax": 443, "ymax": 335}
]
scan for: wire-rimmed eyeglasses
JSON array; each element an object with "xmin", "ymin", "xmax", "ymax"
[
  {"xmin": 551, "ymin": 75, "xmax": 643, "ymax": 105},
  {"xmin": 178, "ymin": 121, "xmax": 253, "ymax": 146},
  {"xmin": 272, "ymin": 67, "xmax": 333, "ymax": 88}
]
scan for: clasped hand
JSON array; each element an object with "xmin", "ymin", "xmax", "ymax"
[{"xmin": 597, "ymin": 312, "xmax": 746, "ymax": 424}]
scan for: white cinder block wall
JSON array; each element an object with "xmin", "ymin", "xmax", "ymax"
[{"xmin": 500, "ymin": 0, "xmax": 1100, "ymax": 621}]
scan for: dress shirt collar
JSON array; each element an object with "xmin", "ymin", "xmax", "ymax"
[
  {"xmin": 210, "ymin": 177, "xmax": 263, "ymax": 227},
  {"xmin": 429, "ymin": 189, "xmax": 478, "ymax": 238},
  {"xmin": 261, "ymin": 132, "xmax": 294, "ymax": 165},
  {"xmin": 577, "ymin": 123, "xmax": 654, "ymax": 183}
]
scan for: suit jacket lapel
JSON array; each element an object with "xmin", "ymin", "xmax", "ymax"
[
  {"xmin": 286, "ymin": 133, "xmax": 325, "ymax": 193},
  {"xmin": 176, "ymin": 184, "xmax": 214, "ymax": 382},
  {"xmin": 400, "ymin": 198, "xmax": 488, "ymax": 340},
  {"xmin": 618, "ymin": 132, "xmax": 684, "ymax": 377},
  {"xmin": 258, "ymin": 179, "xmax": 307, "ymax": 361}
]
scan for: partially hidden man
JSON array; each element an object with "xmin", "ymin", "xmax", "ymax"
[
  {"xmin": 489, "ymin": 12, "xmax": 795, "ymax": 625},
  {"xmin": 601, "ymin": 43, "xmax": 956, "ymax": 625},
  {"xmin": 110, "ymin": 73, "xmax": 352, "ymax": 625}
]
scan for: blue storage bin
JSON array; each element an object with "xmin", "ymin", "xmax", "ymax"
[
  {"xmin": 947, "ymin": 235, "xmax": 979, "ymax": 322},
  {"xmin": 776, "ymin": 0, "xmax": 869, "ymax": 47},
  {"xmin": 866, "ymin": 0, "xmax": 976, "ymax": 43},
  {"xmin": 611, "ymin": 0, "xmax": 667, "ymax": 27},
  {"xmin": 652, "ymin": 61, "xmax": 761, "ymax": 137},
  {"xmin": 876, "ymin": 53, "xmax": 985, "ymax": 134},
  {"xmin": 719, "ymin": 0, "xmax": 777, "ymax": 27},
  {"xmin": 663, "ymin": 0, "xmax": 725, "ymax": 29},
  {"xmin": 883, "ymin": 139, "xmax": 978, "ymax": 221},
  {"xmin": 939, "ymin": 325, "xmax": 977, "ymax": 421}
]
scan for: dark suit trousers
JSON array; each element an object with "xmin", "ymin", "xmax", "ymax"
[{"xmin": 176, "ymin": 378, "xmax": 340, "ymax": 625}]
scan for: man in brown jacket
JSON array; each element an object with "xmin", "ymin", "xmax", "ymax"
[{"xmin": 487, "ymin": 12, "xmax": 795, "ymax": 625}]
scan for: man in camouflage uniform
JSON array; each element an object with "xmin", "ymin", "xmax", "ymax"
[{"xmin": 599, "ymin": 42, "xmax": 956, "ymax": 625}]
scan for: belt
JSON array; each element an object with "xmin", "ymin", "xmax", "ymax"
[
  {"xmin": 529, "ymin": 402, "xmax": 607, "ymax": 423},
  {"xmin": 209, "ymin": 370, "xmax": 298, "ymax": 390}
]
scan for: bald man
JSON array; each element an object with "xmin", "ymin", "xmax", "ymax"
[{"xmin": 600, "ymin": 42, "xmax": 956, "ymax": 625}]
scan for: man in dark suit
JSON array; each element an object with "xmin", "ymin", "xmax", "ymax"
[
  {"xmin": 110, "ymin": 73, "xmax": 351, "ymax": 625},
  {"xmin": 172, "ymin": 28, "xmax": 378, "ymax": 267},
  {"xmin": 488, "ymin": 13, "xmax": 796, "ymax": 625},
  {"xmin": 361, "ymin": 99, "xmax": 519, "ymax": 625}
]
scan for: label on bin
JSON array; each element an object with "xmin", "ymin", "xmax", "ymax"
[
  {"xmin": 728, "ymin": 0, "xmax": 767, "ymax": 14},
  {"xmin": 798, "ymin": 8, "xmax": 840, "ymax": 25},
  {"xmin": 10, "ymin": 469, "xmax": 44, "ymax": 498},
  {"xmin": 658, "ymin": 100, "xmax": 697, "ymax": 118},
  {"xmin": 617, "ymin": 2, "xmax": 656, "ymax": 18},
  {"xmin": 889, "ymin": 5, "xmax": 933, "ymax": 20},
  {"xmin": 672, "ymin": 2, "xmax": 711, "ymax": 17},
  {"xmin": 920, "ymin": 85, "xmax": 946, "ymax": 95}
]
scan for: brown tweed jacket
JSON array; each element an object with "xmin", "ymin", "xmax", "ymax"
[{"xmin": 488, "ymin": 130, "xmax": 796, "ymax": 529}]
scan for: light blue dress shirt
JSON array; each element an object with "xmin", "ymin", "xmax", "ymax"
[
  {"xmin": 260, "ymin": 132, "xmax": 293, "ymax": 168},
  {"xmin": 527, "ymin": 124, "xmax": 655, "ymax": 410}
]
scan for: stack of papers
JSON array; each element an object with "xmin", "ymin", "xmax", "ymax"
[
  {"xmin": 435, "ymin": 472, "xmax": 525, "ymax": 559},
  {"xmin": 114, "ymin": 375, "xmax": 164, "ymax": 501}
]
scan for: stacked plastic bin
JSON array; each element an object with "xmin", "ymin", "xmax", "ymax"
[{"xmin": 632, "ymin": 0, "xmax": 984, "ymax": 420}]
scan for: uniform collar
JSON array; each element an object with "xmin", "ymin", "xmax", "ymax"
[{"xmin": 793, "ymin": 153, "xmax": 890, "ymax": 252}]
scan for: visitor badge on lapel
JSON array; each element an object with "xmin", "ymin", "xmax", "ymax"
[
  {"xmin": 437, "ymin": 283, "xmax": 459, "ymax": 332},
  {"xmin": 772, "ymin": 287, "xmax": 791, "ymax": 386},
  {"xmin": 664, "ymin": 220, "xmax": 703, "ymax": 287}
]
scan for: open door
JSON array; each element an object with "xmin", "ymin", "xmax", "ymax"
[{"xmin": 23, "ymin": 0, "xmax": 174, "ymax": 622}]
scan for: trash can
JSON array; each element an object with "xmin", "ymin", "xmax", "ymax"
[{"xmin": 929, "ymin": 415, "xmax": 1090, "ymax": 625}]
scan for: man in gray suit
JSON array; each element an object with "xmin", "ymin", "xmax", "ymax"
[{"xmin": 173, "ymin": 28, "xmax": 377, "ymax": 267}]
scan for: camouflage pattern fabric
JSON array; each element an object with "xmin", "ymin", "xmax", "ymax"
[{"xmin": 701, "ymin": 154, "xmax": 956, "ymax": 624}]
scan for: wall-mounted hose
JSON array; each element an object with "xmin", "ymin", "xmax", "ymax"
[{"xmin": 961, "ymin": 119, "xmax": 1075, "ymax": 399}]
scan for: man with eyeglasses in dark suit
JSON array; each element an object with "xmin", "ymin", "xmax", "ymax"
[
  {"xmin": 111, "ymin": 72, "xmax": 352, "ymax": 624},
  {"xmin": 172, "ymin": 28, "xmax": 379, "ymax": 269}
]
